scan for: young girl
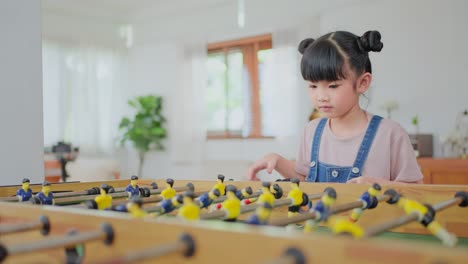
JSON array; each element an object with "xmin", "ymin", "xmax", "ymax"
[{"xmin": 248, "ymin": 30, "xmax": 423, "ymax": 184}]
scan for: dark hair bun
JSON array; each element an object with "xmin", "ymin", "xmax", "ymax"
[
  {"xmin": 298, "ymin": 38, "xmax": 315, "ymax": 54},
  {"xmin": 358, "ymin": 31, "xmax": 383, "ymax": 52}
]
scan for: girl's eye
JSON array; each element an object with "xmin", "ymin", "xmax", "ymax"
[
  {"xmin": 309, "ymin": 84, "xmax": 317, "ymax": 89},
  {"xmin": 329, "ymin": 84, "xmax": 339, "ymax": 89}
]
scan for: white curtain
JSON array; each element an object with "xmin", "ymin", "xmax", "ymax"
[
  {"xmin": 42, "ymin": 41, "xmax": 127, "ymax": 155},
  {"xmin": 169, "ymin": 43, "xmax": 207, "ymax": 163},
  {"xmin": 262, "ymin": 30, "xmax": 304, "ymax": 138}
]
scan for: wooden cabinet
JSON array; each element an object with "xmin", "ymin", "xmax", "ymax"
[{"xmin": 417, "ymin": 158, "xmax": 468, "ymax": 185}]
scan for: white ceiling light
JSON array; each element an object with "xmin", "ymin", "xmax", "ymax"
[
  {"xmin": 237, "ymin": 0, "xmax": 245, "ymax": 28},
  {"xmin": 118, "ymin": 24, "xmax": 134, "ymax": 48}
]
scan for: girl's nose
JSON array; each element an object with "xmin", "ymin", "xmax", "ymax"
[{"xmin": 317, "ymin": 93, "xmax": 329, "ymax": 102}]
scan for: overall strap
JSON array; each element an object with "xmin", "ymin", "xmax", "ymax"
[
  {"xmin": 348, "ymin": 115, "xmax": 383, "ymax": 179},
  {"xmin": 307, "ymin": 118, "xmax": 328, "ymax": 181}
]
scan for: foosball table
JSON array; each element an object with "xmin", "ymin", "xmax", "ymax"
[{"xmin": 1, "ymin": 177, "xmax": 467, "ymax": 264}]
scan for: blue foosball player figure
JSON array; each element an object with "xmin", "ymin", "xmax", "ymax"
[
  {"xmin": 196, "ymin": 189, "xmax": 221, "ymax": 209},
  {"xmin": 304, "ymin": 187, "xmax": 337, "ymax": 233},
  {"xmin": 349, "ymin": 184, "xmax": 381, "ymax": 222},
  {"xmin": 236, "ymin": 186, "xmax": 253, "ymax": 200},
  {"xmin": 159, "ymin": 194, "xmax": 183, "ymax": 215},
  {"xmin": 125, "ymin": 175, "xmax": 141, "ymax": 198},
  {"xmin": 35, "ymin": 181, "xmax": 54, "ymax": 205},
  {"xmin": 112, "ymin": 204, "xmax": 128, "ymax": 213},
  {"xmin": 17, "ymin": 178, "xmax": 33, "ymax": 202}
]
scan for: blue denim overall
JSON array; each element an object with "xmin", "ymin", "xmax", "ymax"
[{"xmin": 306, "ymin": 115, "xmax": 383, "ymax": 183}]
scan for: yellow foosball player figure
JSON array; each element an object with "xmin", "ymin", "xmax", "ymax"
[
  {"xmin": 221, "ymin": 185, "xmax": 241, "ymax": 222},
  {"xmin": 161, "ymin": 178, "xmax": 176, "ymax": 200},
  {"xmin": 304, "ymin": 187, "xmax": 337, "ymax": 233},
  {"xmin": 31, "ymin": 181, "xmax": 55, "ymax": 205},
  {"xmin": 213, "ymin": 174, "xmax": 226, "ymax": 196},
  {"xmin": 86, "ymin": 184, "xmax": 113, "ymax": 210},
  {"xmin": 257, "ymin": 182, "xmax": 276, "ymax": 206},
  {"xmin": 126, "ymin": 197, "xmax": 147, "ymax": 219},
  {"xmin": 16, "ymin": 178, "xmax": 33, "ymax": 202},
  {"xmin": 178, "ymin": 191, "xmax": 200, "ymax": 221},
  {"xmin": 397, "ymin": 197, "xmax": 457, "ymax": 247},
  {"xmin": 246, "ymin": 202, "xmax": 273, "ymax": 225},
  {"xmin": 329, "ymin": 217, "xmax": 364, "ymax": 238},
  {"xmin": 287, "ymin": 178, "xmax": 309, "ymax": 218}
]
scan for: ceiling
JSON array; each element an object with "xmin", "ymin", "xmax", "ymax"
[
  {"xmin": 41, "ymin": 0, "xmax": 370, "ymax": 22},
  {"xmin": 41, "ymin": 0, "xmax": 232, "ymax": 21},
  {"xmin": 41, "ymin": 0, "xmax": 372, "ymax": 45}
]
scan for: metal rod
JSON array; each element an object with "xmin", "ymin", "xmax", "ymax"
[
  {"xmin": 8, "ymin": 231, "xmax": 101, "ymax": 255},
  {"xmin": 213, "ymin": 191, "xmax": 261, "ymax": 204},
  {"xmin": 0, "ymin": 184, "xmax": 158, "ymax": 202},
  {"xmin": 124, "ymin": 240, "xmax": 186, "ymax": 262},
  {"xmin": 363, "ymin": 197, "xmax": 464, "ymax": 238},
  {"xmin": 200, "ymin": 193, "xmax": 321, "ymax": 220},
  {"xmin": 269, "ymin": 212, "xmax": 317, "ymax": 227},
  {"xmin": 0, "ymin": 221, "xmax": 41, "ymax": 235},
  {"xmin": 269, "ymin": 194, "xmax": 389, "ymax": 226},
  {"xmin": 3, "ymin": 223, "xmax": 113, "ymax": 257},
  {"xmin": 433, "ymin": 197, "xmax": 462, "ymax": 211},
  {"xmin": 94, "ymin": 233, "xmax": 195, "ymax": 264},
  {"xmin": 58, "ymin": 184, "xmax": 194, "ymax": 206},
  {"xmin": 364, "ymin": 212, "xmax": 419, "ymax": 237},
  {"xmin": 199, "ymin": 210, "xmax": 227, "ymax": 220},
  {"xmin": 0, "ymin": 215, "xmax": 49, "ymax": 236}
]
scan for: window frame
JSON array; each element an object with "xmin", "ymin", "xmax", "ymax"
[{"xmin": 206, "ymin": 34, "xmax": 272, "ymax": 140}]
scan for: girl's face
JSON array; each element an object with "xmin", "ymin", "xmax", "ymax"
[{"xmin": 307, "ymin": 67, "xmax": 371, "ymax": 119}]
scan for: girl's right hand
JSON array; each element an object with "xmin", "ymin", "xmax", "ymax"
[{"xmin": 247, "ymin": 153, "xmax": 281, "ymax": 181}]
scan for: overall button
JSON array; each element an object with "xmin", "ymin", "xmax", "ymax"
[
  {"xmin": 310, "ymin": 161, "xmax": 316, "ymax": 168},
  {"xmin": 352, "ymin": 167, "xmax": 360, "ymax": 174},
  {"xmin": 331, "ymin": 170, "xmax": 339, "ymax": 178}
]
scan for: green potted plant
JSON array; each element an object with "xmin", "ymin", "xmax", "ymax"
[
  {"xmin": 412, "ymin": 115, "xmax": 419, "ymax": 135},
  {"xmin": 118, "ymin": 95, "xmax": 167, "ymax": 177}
]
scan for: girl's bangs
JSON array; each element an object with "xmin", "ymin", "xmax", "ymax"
[{"xmin": 300, "ymin": 42, "xmax": 347, "ymax": 82}]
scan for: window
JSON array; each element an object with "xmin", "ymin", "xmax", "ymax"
[{"xmin": 206, "ymin": 34, "xmax": 273, "ymax": 139}]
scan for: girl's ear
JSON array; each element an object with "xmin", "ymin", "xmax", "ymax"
[{"xmin": 356, "ymin": 72, "xmax": 372, "ymax": 94}]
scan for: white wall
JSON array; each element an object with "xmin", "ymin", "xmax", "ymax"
[
  {"xmin": 320, "ymin": 0, "xmax": 468, "ymax": 156},
  {"xmin": 120, "ymin": 43, "xmax": 203, "ymax": 180},
  {"xmin": 42, "ymin": 11, "xmax": 125, "ymax": 49},
  {"xmin": 0, "ymin": 1, "xmax": 44, "ymax": 185}
]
